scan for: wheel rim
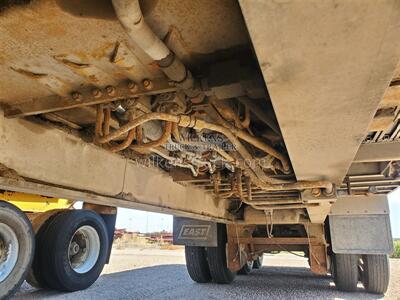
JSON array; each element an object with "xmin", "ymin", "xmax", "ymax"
[
  {"xmin": 0, "ymin": 223, "xmax": 19, "ymax": 283},
  {"xmin": 68, "ymin": 225, "xmax": 100, "ymax": 274}
]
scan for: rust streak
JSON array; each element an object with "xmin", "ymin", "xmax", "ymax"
[{"xmin": 10, "ymin": 67, "xmax": 47, "ymax": 79}]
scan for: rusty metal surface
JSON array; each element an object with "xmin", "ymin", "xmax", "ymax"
[
  {"xmin": 141, "ymin": 0, "xmax": 249, "ymax": 67},
  {"xmin": 82, "ymin": 203, "xmax": 117, "ymax": 215},
  {"xmin": 0, "ymin": 0, "xmax": 247, "ymax": 106},
  {"xmin": 1, "ymin": 0, "xmax": 399, "ymax": 226},
  {"xmin": 226, "ymin": 223, "xmax": 327, "ymax": 274},
  {"xmin": 5, "ymin": 78, "xmax": 176, "ymax": 117},
  {"xmin": 305, "ymin": 224, "xmax": 328, "ymax": 275},
  {"xmin": 0, "ymin": 112, "xmax": 232, "ymax": 221},
  {"xmin": 230, "ymin": 237, "xmax": 319, "ymax": 245},
  {"xmin": 0, "ymin": 0, "xmax": 152, "ymax": 104}
]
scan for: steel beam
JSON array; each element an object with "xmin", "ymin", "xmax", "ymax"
[
  {"xmin": 240, "ymin": 0, "xmax": 400, "ymax": 184},
  {"xmin": 229, "ymin": 237, "xmax": 320, "ymax": 245},
  {"xmin": 354, "ymin": 142, "xmax": 400, "ymax": 163},
  {"xmin": 4, "ymin": 78, "xmax": 176, "ymax": 118},
  {"xmin": 0, "ymin": 112, "xmax": 231, "ymax": 222},
  {"xmin": 0, "ymin": 177, "xmax": 230, "ymax": 223}
]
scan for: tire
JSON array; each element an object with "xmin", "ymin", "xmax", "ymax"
[
  {"xmin": 185, "ymin": 246, "xmax": 211, "ymax": 283},
  {"xmin": 0, "ymin": 201, "xmax": 35, "ymax": 299},
  {"xmin": 238, "ymin": 260, "xmax": 253, "ymax": 275},
  {"xmin": 26, "ymin": 210, "xmax": 64, "ymax": 289},
  {"xmin": 253, "ymin": 255, "xmax": 263, "ymax": 269},
  {"xmin": 206, "ymin": 223, "xmax": 236, "ymax": 284},
  {"xmin": 39, "ymin": 210, "xmax": 109, "ymax": 292},
  {"xmin": 332, "ymin": 253, "xmax": 359, "ymax": 292},
  {"xmin": 359, "ymin": 254, "xmax": 390, "ymax": 294}
]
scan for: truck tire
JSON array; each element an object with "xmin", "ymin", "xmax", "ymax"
[
  {"xmin": 26, "ymin": 210, "xmax": 64, "ymax": 289},
  {"xmin": 238, "ymin": 261, "xmax": 253, "ymax": 275},
  {"xmin": 39, "ymin": 210, "xmax": 109, "ymax": 292},
  {"xmin": 184, "ymin": 246, "xmax": 211, "ymax": 283},
  {"xmin": 0, "ymin": 201, "xmax": 35, "ymax": 299},
  {"xmin": 332, "ymin": 254, "xmax": 359, "ymax": 292},
  {"xmin": 206, "ymin": 224, "xmax": 236, "ymax": 284},
  {"xmin": 359, "ymin": 254, "xmax": 389, "ymax": 294},
  {"xmin": 253, "ymin": 255, "xmax": 263, "ymax": 269}
]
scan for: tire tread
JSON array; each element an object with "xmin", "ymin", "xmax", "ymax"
[
  {"xmin": 206, "ymin": 224, "xmax": 235, "ymax": 284},
  {"xmin": 185, "ymin": 246, "xmax": 211, "ymax": 283},
  {"xmin": 362, "ymin": 254, "xmax": 389, "ymax": 294},
  {"xmin": 333, "ymin": 254, "xmax": 358, "ymax": 292}
]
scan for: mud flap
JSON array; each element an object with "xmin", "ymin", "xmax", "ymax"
[
  {"xmin": 329, "ymin": 195, "xmax": 393, "ymax": 254},
  {"xmin": 173, "ymin": 217, "xmax": 217, "ymax": 247}
]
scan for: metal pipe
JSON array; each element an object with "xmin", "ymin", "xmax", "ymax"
[
  {"xmin": 249, "ymin": 199, "xmax": 303, "ymax": 205},
  {"xmin": 96, "ymin": 112, "xmax": 332, "ymax": 192},
  {"xmin": 237, "ymin": 131, "xmax": 290, "ymax": 172},
  {"xmin": 152, "ymin": 148, "xmax": 198, "ymax": 176},
  {"xmin": 96, "ymin": 112, "xmax": 270, "ymax": 182},
  {"xmin": 240, "ymin": 104, "xmax": 251, "ymax": 129},
  {"xmin": 111, "ymin": 0, "xmax": 169, "ymax": 61},
  {"xmin": 131, "ymin": 121, "xmax": 172, "ymax": 153},
  {"xmin": 111, "ymin": 0, "xmax": 197, "ymax": 95},
  {"xmin": 109, "ymin": 129, "xmax": 136, "ymax": 153},
  {"xmin": 95, "ymin": 104, "xmax": 104, "ymax": 139},
  {"xmin": 252, "ymin": 203, "xmax": 319, "ymax": 210},
  {"xmin": 209, "ymin": 102, "xmax": 289, "ymax": 172},
  {"xmin": 214, "ymin": 148, "xmax": 235, "ymax": 163},
  {"xmin": 95, "ymin": 104, "xmax": 112, "ymax": 140},
  {"xmin": 96, "ymin": 112, "xmax": 288, "ymax": 169},
  {"xmin": 136, "ymin": 125, "xmax": 143, "ymax": 145},
  {"xmin": 103, "ymin": 107, "xmax": 111, "ymax": 136},
  {"xmin": 238, "ymin": 96, "xmax": 281, "ymax": 135},
  {"xmin": 171, "ymin": 123, "xmax": 181, "ymax": 141},
  {"xmin": 213, "ymin": 101, "xmax": 245, "ymax": 129}
]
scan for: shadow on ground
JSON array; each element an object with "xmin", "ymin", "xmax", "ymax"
[{"xmin": 14, "ymin": 265, "xmax": 383, "ymax": 300}]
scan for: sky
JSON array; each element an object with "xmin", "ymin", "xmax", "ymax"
[{"xmin": 116, "ymin": 188, "xmax": 400, "ymax": 238}]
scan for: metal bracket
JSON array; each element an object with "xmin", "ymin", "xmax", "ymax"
[
  {"xmin": 4, "ymin": 78, "xmax": 176, "ymax": 118},
  {"xmin": 301, "ymin": 187, "xmax": 337, "ymax": 204}
]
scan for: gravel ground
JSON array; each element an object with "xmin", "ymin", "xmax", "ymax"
[{"xmin": 14, "ymin": 248, "xmax": 400, "ymax": 299}]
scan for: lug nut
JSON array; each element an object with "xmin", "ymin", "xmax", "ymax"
[
  {"xmin": 106, "ymin": 85, "xmax": 116, "ymax": 96},
  {"xmin": 127, "ymin": 81, "xmax": 138, "ymax": 92},
  {"xmin": 71, "ymin": 92, "xmax": 82, "ymax": 102},
  {"xmin": 142, "ymin": 79, "xmax": 153, "ymax": 90},
  {"xmin": 91, "ymin": 88, "xmax": 102, "ymax": 98}
]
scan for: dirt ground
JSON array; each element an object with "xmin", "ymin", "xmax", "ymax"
[{"xmin": 15, "ymin": 247, "xmax": 400, "ymax": 299}]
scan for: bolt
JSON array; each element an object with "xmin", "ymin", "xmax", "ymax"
[
  {"xmin": 311, "ymin": 188, "xmax": 321, "ymax": 197},
  {"xmin": 142, "ymin": 79, "xmax": 153, "ymax": 90},
  {"xmin": 69, "ymin": 242, "xmax": 80, "ymax": 255},
  {"xmin": 106, "ymin": 85, "xmax": 116, "ymax": 96},
  {"xmin": 71, "ymin": 92, "xmax": 82, "ymax": 102},
  {"xmin": 323, "ymin": 188, "xmax": 334, "ymax": 197},
  {"xmin": 91, "ymin": 88, "xmax": 102, "ymax": 98},
  {"xmin": 127, "ymin": 81, "xmax": 138, "ymax": 92}
]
